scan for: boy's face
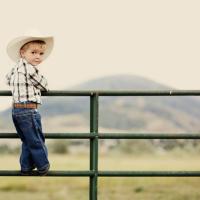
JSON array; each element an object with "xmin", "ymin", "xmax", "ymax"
[{"xmin": 20, "ymin": 43, "xmax": 46, "ymax": 66}]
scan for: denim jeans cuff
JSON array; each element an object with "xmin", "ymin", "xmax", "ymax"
[{"xmin": 21, "ymin": 167, "xmax": 34, "ymax": 172}]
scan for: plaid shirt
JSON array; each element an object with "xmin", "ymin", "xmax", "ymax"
[{"xmin": 6, "ymin": 58, "xmax": 49, "ymax": 104}]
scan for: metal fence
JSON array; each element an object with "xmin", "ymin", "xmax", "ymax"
[{"xmin": 1, "ymin": 89, "xmax": 200, "ymax": 200}]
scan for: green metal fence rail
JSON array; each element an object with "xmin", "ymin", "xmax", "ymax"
[{"xmin": 1, "ymin": 89, "xmax": 200, "ymax": 200}]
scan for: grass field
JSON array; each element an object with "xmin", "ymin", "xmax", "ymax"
[{"xmin": 0, "ymin": 152, "xmax": 200, "ymax": 200}]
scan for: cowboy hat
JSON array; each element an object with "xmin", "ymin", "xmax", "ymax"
[{"xmin": 6, "ymin": 30, "xmax": 54, "ymax": 62}]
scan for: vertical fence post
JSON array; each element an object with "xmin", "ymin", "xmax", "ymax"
[{"xmin": 90, "ymin": 92, "xmax": 99, "ymax": 200}]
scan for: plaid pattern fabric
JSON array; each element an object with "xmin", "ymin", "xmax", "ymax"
[{"xmin": 6, "ymin": 58, "xmax": 49, "ymax": 104}]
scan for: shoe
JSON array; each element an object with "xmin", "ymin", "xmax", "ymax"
[
  {"xmin": 20, "ymin": 166, "xmax": 36, "ymax": 176},
  {"xmin": 21, "ymin": 170, "xmax": 30, "ymax": 176},
  {"xmin": 38, "ymin": 164, "xmax": 50, "ymax": 176},
  {"xmin": 21, "ymin": 170, "xmax": 32, "ymax": 176}
]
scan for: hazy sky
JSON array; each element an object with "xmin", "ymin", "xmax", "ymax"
[{"xmin": 0, "ymin": 0, "xmax": 200, "ymax": 110}]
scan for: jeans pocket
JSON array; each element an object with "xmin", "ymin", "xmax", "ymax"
[{"xmin": 15, "ymin": 114, "xmax": 33, "ymax": 130}]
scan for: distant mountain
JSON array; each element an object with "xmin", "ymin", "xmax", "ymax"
[
  {"xmin": 69, "ymin": 74, "xmax": 170, "ymax": 90},
  {"xmin": 1, "ymin": 74, "xmax": 200, "ymax": 134}
]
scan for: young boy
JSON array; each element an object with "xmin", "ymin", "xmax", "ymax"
[{"xmin": 5, "ymin": 31, "xmax": 54, "ymax": 176}]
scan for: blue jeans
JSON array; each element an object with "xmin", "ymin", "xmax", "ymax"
[{"xmin": 12, "ymin": 107, "xmax": 50, "ymax": 171}]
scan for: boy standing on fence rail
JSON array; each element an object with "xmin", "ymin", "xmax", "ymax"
[{"xmin": 5, "ymin": 30, "xmax": 54, "ymax": 176}]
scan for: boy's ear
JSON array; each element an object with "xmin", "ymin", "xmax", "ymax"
[{"xmin": 20, "ymin": 49, "xmax": 24, "ymax": 58}]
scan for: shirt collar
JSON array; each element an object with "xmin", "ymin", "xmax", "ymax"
[{"xmin": 16, "ymin": 58, "xmax": 34, "ymax": 68}]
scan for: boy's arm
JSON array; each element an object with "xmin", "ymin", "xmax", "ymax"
[
  {"xmin": 28, "ymin": 66, "xmax": 49, "ymax": 92},
  {"xmin": 5, "ymin": 68, "xmax": 14, "ymax": 86}
]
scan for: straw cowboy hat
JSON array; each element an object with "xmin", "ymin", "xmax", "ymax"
[{"xmin": 6, "ymin": 29, "xmax": 54, "ymax": 62}]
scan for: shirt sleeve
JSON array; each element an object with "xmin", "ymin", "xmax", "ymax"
[
  {"xmin": 5, "ymin": 68, "xmax": 14, "ymax": 86},
  {"xmin": 28, "ymin": 65, "xmax": 49, "ymax": 92}
]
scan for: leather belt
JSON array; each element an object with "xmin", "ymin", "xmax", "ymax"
[{"xmin": 13, "ymin": 103, "xmax": 38, "ymax": 109}]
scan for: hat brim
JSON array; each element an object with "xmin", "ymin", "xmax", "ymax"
[{"xmin": 7, "ymin": 36, "xmax": 54, "ymax": 62}]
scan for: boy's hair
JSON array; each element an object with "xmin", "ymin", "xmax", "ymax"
[{"xmin": 20, "ymin": 40, "xmax": 46, "ymax": 51}]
